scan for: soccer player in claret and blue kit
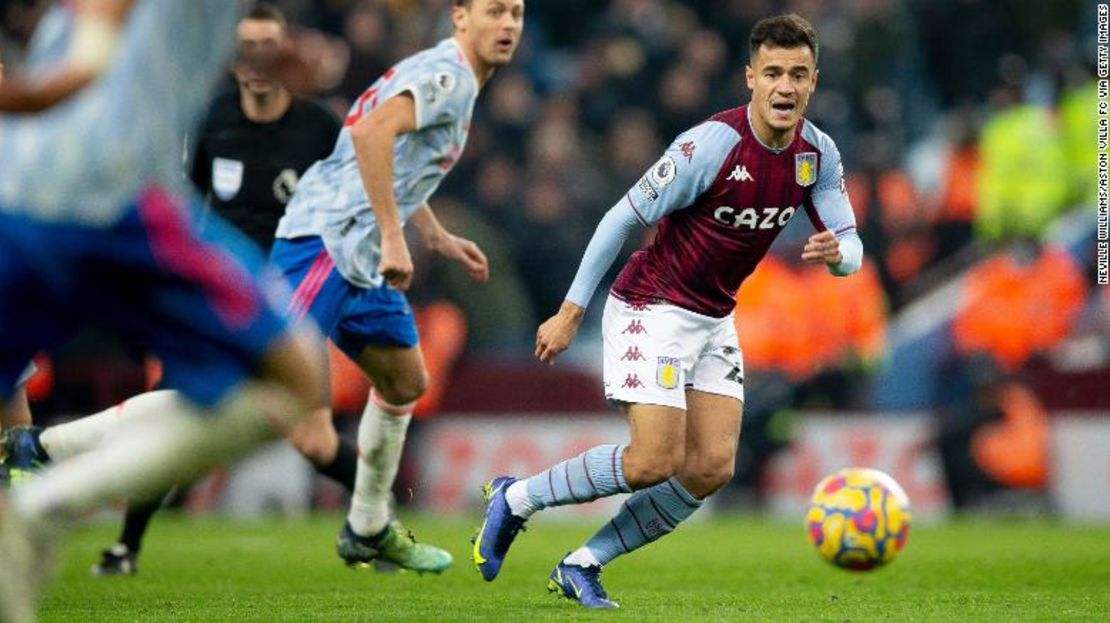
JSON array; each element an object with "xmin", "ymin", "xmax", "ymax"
[{"xmin": 473, "ymin": 13, "xmax": 863, "ymax": 608}]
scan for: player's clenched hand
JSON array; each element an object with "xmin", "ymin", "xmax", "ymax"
[
  {"xmin": 379, "ymin": 234, "xmax": 414, "ymax": 291},
  {"xmin": 437, "ymin": 234, "xmax": 489, "ymax": 283},
  {"xmin": 536, "ymin": 301, "xmax": 586, "ymax": 364},
  {"xmin": 802, "ymin": 230, "xmax": 843, "ymax": 266}
]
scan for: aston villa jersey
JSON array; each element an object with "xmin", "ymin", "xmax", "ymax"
[{"xmin": 611, "ymin": 106, "xmax": 857, "ymax": 317}]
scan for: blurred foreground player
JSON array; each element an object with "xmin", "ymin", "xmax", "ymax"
[
  {"xmin": 0, "ymin": 2, "xmax": 327, "ymax": 621},
  {"xmin": 0, "ymin": 51, "xmax": 34, "ymax": 437},
  {"xmin": 473, "ymin": 14, "xmax": 862, "ymax": 608},
  {"xmin": 87, "ymin": 1, "xmax": 343, "ymax": 577}
]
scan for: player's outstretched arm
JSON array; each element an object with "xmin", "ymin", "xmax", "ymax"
[
  {"xmin": 410, "ymin": 204, "xmax": 489, "ymax": 283},
  {"xmin": 535, "ymin": 203, "xmax": 642, "ymax": 364},
  {"xmin": 350, "ymin": 93, "xmax": 418, "ymax": 290},
  {"xmin": 0, "ymin": 0, "xmax": 134, "ymax": 113}
]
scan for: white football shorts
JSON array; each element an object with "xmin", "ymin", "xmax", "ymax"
[{"xmin": 601, "ymin": 294, "xmax": 744, "ymax": 410}]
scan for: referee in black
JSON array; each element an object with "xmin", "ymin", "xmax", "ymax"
[{"xmin": 92, "ymin": 2, "xmax": 349, "ymax": 576}]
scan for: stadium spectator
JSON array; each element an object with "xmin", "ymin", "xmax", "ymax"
[
  {"xmin": 953, "ymin": 244, "xmax": 1087, "ymax": 372},
  {"xmin": 734, "ymin": 254, "xmax": 886, "ymax": 406},
  {"xmin": 976, "ymin": 87, "xmax": 1069, "ymax": 243},
  {"xmin": 933, "ymin": 111, "xmax": 981, "ymax": 259},
  {"xmin": 1058, "ymin": 78, "xmax": 1098, "ymax": 206}
]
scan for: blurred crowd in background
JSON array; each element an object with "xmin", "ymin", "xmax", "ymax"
[{"xmin": 4, "ymin": 0, "xmax": 1106, "ymax": 511}]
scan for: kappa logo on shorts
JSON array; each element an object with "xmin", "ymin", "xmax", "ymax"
[
  {"xmin": 622, "ymin": 374, "xmax": 645, "ymax": 389},
  {"xmin": 622, "ymin": 320, "xmax": 647, "ymax": 335},
  {"xmin": 656, "ymin": 357, "xmax": 681, "ymax": 390},
  {"xmin": 621, "ymin": 346, "xmax": 646, "ymax": 361},
  {"xmin": 626, "ymin": 301, "xmax": 650, "ymax": 312}
]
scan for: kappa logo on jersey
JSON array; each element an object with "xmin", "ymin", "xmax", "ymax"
[
  {"xmin": 649, "ymin": 156, "xmax": 677, "ymax": 188},
  {"xmin": 796, "ymin": 152, "xmax": 818, "ymax": 187},
  {"xmin": 622, "ymin": 374, "xmax": 645, "ymax": 389},
  {"xmin": 727, "ymin": 165, "xmax": 753, "ymax": 182},
  {"xmin": 656, "ymin": 357, "xmax": 681, "ymax": 390},
  {"xmin": 621, "ymin": 346, "xmax": 646, "ymax": 361},
  {"xmin": 622, "ymin": 320, "xmax": 647, "ymax": 335},
  {"xmin": 626, "ymin": 301, "xmax": 650, "ymax": 312},
  {"xmin": 679, "ymin": 141, "xmax": 696, "ymax": 163},
  {"xmin": 713, "ymin": 205, "xmax": 797, "ymax": 230},
  {"xmin": 212, "ymin": 158, "xmax": 244, "ymax": 201}
]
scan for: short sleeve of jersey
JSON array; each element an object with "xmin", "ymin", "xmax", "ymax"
[
  {"xmin": 625, "ymin": 121, "xmax": 740, "ymax": 226},
  {"xmin": 390, "ymin": 63, "xmax": 472, "ymax": 132},
  {"xmin": 809, "ymin": 133, "xmax": 857, "ymax": 237}
]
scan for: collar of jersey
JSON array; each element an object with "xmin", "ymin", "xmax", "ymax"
[
  {"xmin": 746, "ymin": 105, "xmax": 796, "ymax": 155},
  {"xmin": 447, "ymin": 37, "xmax": 482, "ymax": 90}
]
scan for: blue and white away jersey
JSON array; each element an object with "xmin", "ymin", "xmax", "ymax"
[
  {"xmin": 0, "ymin": 0, "xmax": 239, "ymax": 227},
  {"xmin": 276, "ymin": 38, "xmax": 479, "ymax": 288}
]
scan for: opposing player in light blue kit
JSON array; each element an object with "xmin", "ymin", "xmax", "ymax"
[
  {"xmin": 473, "ymin": 14, "xmax": 862, "ymax": 608},
  {"xmin": 271, "ymin": 0, "xmax": 524, "ymax": 572},
  {"xmin": 0, "ymin": 2, "xmax": 326, "ymax": 620}
]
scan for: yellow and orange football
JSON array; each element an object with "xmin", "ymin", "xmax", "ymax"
[{"xmin": 806, "ymin": 467, "xmax": 911, "ymax": 570}]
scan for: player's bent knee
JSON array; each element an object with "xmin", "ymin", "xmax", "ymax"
[
  {"xmin": 376, "ymin": 369, "xmax": 429, "ymax": 406},
  {"xmin": 624, "ymin": 450, "xmax": 682, "ymax": 489},
  {"xmin": 681, "ymin": 457, "xmax": 735, "ymax": 497},
  {"xmin": 288, "ymin": 419, "xmax": 338, "ymax": 465},
  {"xmin": 260, "ymin": 327, "xmax": 328, "ymax": 412}
]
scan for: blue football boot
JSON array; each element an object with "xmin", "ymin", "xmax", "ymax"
[
  {"xmin": 547, "ymin": 558, "xmax": 619, "ymax": 609},
  {"xmin": 471, "ymin": 476, "xmax": 526, "ymax": 581}
]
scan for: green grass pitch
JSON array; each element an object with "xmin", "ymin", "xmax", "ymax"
[{"xmin": 38, "ymin": 513, "xmax": 1110, "ymax": 621}]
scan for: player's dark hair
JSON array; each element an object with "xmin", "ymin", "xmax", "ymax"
[
  {"xmin": 749, "ymin": 14, "xmax": 818, "ymax": 63},
  {"xmin": 244, "ymin": 2, "xmax": 288, "ymax": 31},
  {"xmin": 454, "ymin": 0, "xmax": 474, "ymax": 7}
]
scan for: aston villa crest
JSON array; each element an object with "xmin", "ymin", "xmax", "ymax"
[
  {"xmin": 656, "ymin": 356, "xmax": 681, "ymax": 390},
  {"xmin": 795, "ymin": 152, "xmax": 817, "ymax": 187}
]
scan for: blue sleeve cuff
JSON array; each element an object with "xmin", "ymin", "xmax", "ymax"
[
  {"xmin": 828, "ymin": 230, "xmax": 863, "ymax": 276},
  {"xmin": 564, "ymin": 202, "xmax": 642, "ymax": 309}
]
